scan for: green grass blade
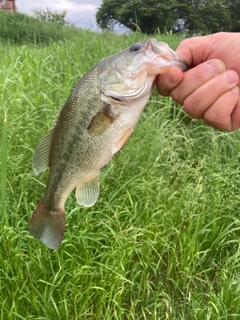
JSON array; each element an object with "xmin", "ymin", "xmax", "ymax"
[{"xmin": 1, "ymin": 109, "xmax": 8, "ymax": 223}]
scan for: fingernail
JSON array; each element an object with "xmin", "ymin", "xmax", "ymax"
[
  {"xmin": 165, "ymin": 72, "xmax": 179, "ymax": 86},
  {"xmin": 224, "ymin": 70, "xmax": 239, "ymax": 84},
  {"xmin": 207, "ymin": 60, "xmax": 225, "ymax": 74},
  {"xmin": 231, "ymin": 86, "xmax": 239, "ymax": 95}
]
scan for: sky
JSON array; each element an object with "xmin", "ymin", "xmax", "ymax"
[{"xmin": 16, "ymin": 0, "xmax": 104, "ymax": 31}]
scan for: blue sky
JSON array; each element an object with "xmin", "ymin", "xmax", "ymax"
[{"xmin": 17, "ymin": 0, "xmax": 102, "ymax": 30}]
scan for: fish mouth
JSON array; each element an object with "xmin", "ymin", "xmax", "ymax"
[{"xmin": 146, "ymin": 38, "xmax": 188, "ymax": 72}]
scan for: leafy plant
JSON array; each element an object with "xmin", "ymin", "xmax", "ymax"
[{"xmin": 32, "ymin": 7, "xmax": 68, "ymax": 26}]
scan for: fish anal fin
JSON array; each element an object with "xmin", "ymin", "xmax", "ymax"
[
  {"xmin": 32, "ymin": 129, "xmax": 53, "ymax": 176},
  {"xmin": 87, "ymin": 104, "xmax": 116, "ymax": 137},
  {"xmin": 76, "ymin": 175, "xmax": 100, "ymax": 207}
]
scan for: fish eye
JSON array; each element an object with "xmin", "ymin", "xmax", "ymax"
[{"xmin": 129, "ymin": 44, "xmax": 141, "ymax": 52}]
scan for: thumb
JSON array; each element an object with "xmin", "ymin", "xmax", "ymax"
[
  {"xmin": 156, "ymin": 67, "xmax": 184, "ymax": 96},
  {"xmin": 176, "ymin": 35, "xmax": 214, "ymax": 67}
]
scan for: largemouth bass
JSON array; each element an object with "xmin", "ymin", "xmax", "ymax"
[{"xmin": 30, "ymin": 38, "xmax": 187, "ymax": 249}]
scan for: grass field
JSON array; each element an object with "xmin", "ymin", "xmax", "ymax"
[{"xmin": 1, "ymin": 29, "xmax": 240, "ymax": 319}]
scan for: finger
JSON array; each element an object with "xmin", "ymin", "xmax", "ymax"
[
  {"xmin": 202, "ymin": 86, "xmax": 240, "ymax": 131},
  {"xmin": 183, "ymin": 70, "xmax": 239, "ymax": 119},
  {"xmin": 176, "ymin": 33, "xmax": 240, "ymax": 73},
  {"xmin": 176, "ymin": 35, "xmax": 215, "ymax": 67},
  {"xmin": 170, "ymin": 59, "xmax": 226, "ymax": 105},
  {"xmin": 156, "ymin": 67, "xmax": 184, "ymax": 96},
  {"xmin": 231, "ymin": 97, "xmax": 240, "ymax": 131}
]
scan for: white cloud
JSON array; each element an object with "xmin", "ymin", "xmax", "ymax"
[{"xmin": 16, "ymin": 0, "xmax": 101, "ymax": 29}]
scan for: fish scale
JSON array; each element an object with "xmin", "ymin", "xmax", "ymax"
[{"xmin": 29, "ymin": 38, "xmax": 187, "ymax": 249}]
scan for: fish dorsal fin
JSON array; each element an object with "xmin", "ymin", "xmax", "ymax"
[
  {"xmin": 32, "ymin": 129, "xmax": 53, "ymax": 176},
  {"xmin": 76, "ymin": 175, "xmax": 100, "ymax": 207}
]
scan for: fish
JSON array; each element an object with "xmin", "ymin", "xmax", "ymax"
[{"xmin": 29, "ymin": 38, "xmax": 187, "ymax": 249}]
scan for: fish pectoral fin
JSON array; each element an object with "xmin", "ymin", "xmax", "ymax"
[
  {"xmin": 87, "ymin": 104, "xmax": 116, "ymax": 137},
  {"xmin": 112, "ymin": 128, "xmax": 133, "ymax": 154},
  {"xmin": 76, "ymin": 175, "xmax": 100, "ymax": 207},
  {"xmin": 32, "ymin": 129, "xmax": 53, "ymax": 176}
]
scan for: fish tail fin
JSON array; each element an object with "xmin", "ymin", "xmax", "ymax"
[{"xmin": 29, "ymin": 200, "xmax": 65, "ymax": 250}]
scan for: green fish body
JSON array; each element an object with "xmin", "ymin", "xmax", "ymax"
[{"xmin": 29, "ymin": 38, "xmax": 187, "ymax": 249}]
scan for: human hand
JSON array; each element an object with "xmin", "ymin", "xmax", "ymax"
[{"xmin": 157, "ymin": 32, "xmax": 240, "ymax": 131}]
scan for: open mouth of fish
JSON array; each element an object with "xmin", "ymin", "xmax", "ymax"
[{"xmin": 145, "ymin": 38, "xmax": 187, "ymax": 72}]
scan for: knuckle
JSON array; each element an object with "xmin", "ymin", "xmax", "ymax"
[
  {"xmin": 170, "ymin": 87, "xmax": 184, "ymax": 105},
  {"xmin": 205, "ymin": 117, "xmax": 231, "ymax": 131},
  {"xmin": 183, "ymin": 96, "xmax": 201, "ymax": 119}
]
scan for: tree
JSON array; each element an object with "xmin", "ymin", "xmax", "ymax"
[
  {"xmin": 96, "ymin": 0, "xmax": 234, "ymax": 34},
  {"xmin": 178, "ymin": 0, "xmax": 231, "ymax": 34},
  {"xmin": 226, "ymin": 0, "xmax": 240, "ymax": 31},
  {"xmin": 96, "ymin": 0, "xmax": 179, "ymax": 34}
]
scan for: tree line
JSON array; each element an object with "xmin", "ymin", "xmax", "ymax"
[{"xmin": 96, "ymin": 0, "xmax": 240, "ymax": 34}]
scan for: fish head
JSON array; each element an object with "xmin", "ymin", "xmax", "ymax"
[{"xmin": 98, "ymin": 38, "xmax": 187, "ymax": 102}]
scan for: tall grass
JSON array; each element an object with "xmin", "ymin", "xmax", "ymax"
[
  {"xmin": 0, "ymin": 30, "xmax": 240, "ymax": 319},
  {"xmin": 0, "ymin": 108, "xmax": 8, "ymax": 222},
  {"xmin": 0, "ymin": 11, "xmax": 78, "ymax": 44}
]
